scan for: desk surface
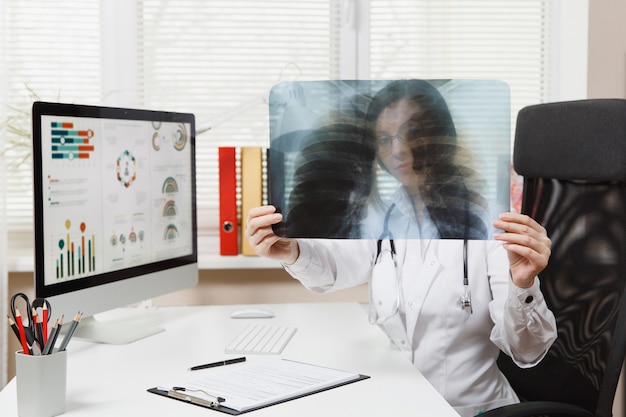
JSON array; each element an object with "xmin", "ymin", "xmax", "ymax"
[{"xmin": 0, "ymin": 302, "xmax": 460, "ymax": 416}]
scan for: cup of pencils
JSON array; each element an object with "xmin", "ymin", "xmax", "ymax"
[
  {"xmin": 9, "ymin": 293, "xmax": 83, "ymax": 416},
  {"xmin": 15, "ymin": 349, "xmax": 67, "ymax": 417}
]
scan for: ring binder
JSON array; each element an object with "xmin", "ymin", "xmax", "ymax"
[
  {"xmin": 240, "ymin": 147, "xmax": 263, "ymax": 256},
  {"xmin": 218, "ymin": 147, "xmax": 239, "ymax": 255}
]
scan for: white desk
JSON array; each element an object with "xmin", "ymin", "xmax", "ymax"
[{"xmin": 0, "ymin": 302, "xmax": 460, "ymax": 416}]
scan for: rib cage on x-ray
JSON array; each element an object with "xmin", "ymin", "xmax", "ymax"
[{"xmin": 284, "ymin": 122, "xmax": 376, "ymax": 238}]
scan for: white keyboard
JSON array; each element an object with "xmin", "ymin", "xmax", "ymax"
[{"xmin": 225, "ymin": 324, "xmax": 297, "ymax": 355}]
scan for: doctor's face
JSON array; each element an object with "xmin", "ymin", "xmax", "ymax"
[{"xmin": 375, "ymin": 98, "xmax": 424, "ymax": 190}]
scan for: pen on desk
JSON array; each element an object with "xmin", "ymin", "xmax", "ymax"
[
  {"xmin": 58, "ymin": 312, "xmax": 82, "ymax": 351},
  {"xmin": 189, "ymin": 356, "xmax": 246, "ymax": 371},
  {"xmin": 14, "ymin": 308, "xmax": 31, "ymax": 355}
]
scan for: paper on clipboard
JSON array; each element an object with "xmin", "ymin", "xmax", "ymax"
[{"xmin": 149, "ymin": 359, "xmax": 369, "ymax": 414}]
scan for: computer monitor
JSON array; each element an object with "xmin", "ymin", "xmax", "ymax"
[{"xmin": 31, "ymin": 102, "xmax": 198, "ymax": 344}]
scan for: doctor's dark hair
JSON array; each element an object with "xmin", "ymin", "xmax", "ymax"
[
  {"xmin": 366, "ymin": 79, "xmax": 489, "ymax": 239},
  {"xmin": 366, "ymin": 79, "xmax": 457, "ymax": 140}
]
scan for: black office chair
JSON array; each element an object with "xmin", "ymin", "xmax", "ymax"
[{"xmin": 479, "ymin": 99, "xmax": 626, "ymax": 417}]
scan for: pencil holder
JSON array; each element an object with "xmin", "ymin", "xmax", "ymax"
[{"xmin": 15, "ymin": 349, "xmax": 67, "ymax": 417}]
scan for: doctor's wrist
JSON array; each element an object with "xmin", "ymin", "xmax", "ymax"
[{"xmin": 282, "ymin": 241, "xmax": 301, "ymax": 266}]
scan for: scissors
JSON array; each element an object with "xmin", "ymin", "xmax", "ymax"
[{"xmin": 10, "ymin": 292, "xmax": 52, "ymax": 354}]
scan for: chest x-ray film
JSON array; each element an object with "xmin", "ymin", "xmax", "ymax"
[{"xmin": 268, "ymin": 79, "xmax": 510, "ymax": 240}]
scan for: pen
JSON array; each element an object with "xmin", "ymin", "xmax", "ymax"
[
  {"xmin": 58, "ymin": 312, "xmax": 82, "ymax": 351},
  {"xmin": 189, "ymin": 356, "xmax": 246, "ymax": 371}
]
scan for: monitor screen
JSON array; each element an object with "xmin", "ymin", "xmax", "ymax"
[{"xmin": 32, "ymin": 101, "xmax": 198, "ymax": 344}]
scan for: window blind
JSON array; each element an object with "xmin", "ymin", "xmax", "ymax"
[
  {"xmin": 369, "ymin": 0, "xmax": 549, "ymax": 121},
  {"xmin": 0, "ymin": 1, "xmax": 101, "ymax": 263},
  {"xmin": 0, "ymin": 0, "xmax": 568, "ymax": 268},
  {"xmin": 138, "ymin": 0, "xmax": 339, "ymax": 240}
]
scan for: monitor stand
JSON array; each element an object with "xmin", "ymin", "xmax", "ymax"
[{"xmin": 59, "ymin": 306, "xmax": 165, "ymax": 345}]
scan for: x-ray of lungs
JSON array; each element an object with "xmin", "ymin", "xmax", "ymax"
[{"xmin": 268, "ymin": 79, "xmax": 510, "ymax": 240}]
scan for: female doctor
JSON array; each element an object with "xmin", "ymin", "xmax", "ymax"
[{"xmin": 246, "ymin": 80, "xmax": 557, "ymax": 417}]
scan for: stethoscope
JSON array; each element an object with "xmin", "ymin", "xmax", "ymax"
[{"xmin": 370, "ymin": 202, "xmax": 472, "ymax": 324}]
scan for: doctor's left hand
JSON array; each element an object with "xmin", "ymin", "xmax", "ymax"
[{"xmin": 492, "ymin": 212, "xmax": 551, "ymax": 289}]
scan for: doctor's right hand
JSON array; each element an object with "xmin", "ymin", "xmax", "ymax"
[{"xmin": 246, "ymin": 205, "xmax": 300, "ymax": 265}]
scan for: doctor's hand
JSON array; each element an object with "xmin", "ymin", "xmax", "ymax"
[
  {"xmin": 246, "ymin": 205, "xmax": 300, "ymax": 265},
  {"xmin": 492, "ymin": 212, "xmax": 551, "ymax": 289}
]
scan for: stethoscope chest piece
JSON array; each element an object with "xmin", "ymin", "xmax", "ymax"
[
  {"xmin": 460, "ymin": 239, "xmax": 472, "ymax": 314},
  {"xmin": 460, "ymin": 284, "xmax": 472, "ymax": 314}
]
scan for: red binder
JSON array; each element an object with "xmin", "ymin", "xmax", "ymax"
[{"xmin": 218, "ymin": 147, "xmax": 239, "ymax": 255}]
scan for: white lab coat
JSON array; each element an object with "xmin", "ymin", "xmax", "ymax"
[{"xmin": 284, "ymin": 238, "xmax": 557, "ymax": 417}]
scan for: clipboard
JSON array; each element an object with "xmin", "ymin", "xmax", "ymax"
[{"xmin": 147, "ymin": 359, "xmax": 370, "ymax": 415}]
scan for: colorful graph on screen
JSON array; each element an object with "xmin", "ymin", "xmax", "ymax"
[
  {"xmin": 50, "ymin": 121, "xmax": 95, "ymax": 160},
  {"xmin": 56, "ymin": 219, "xmax": 96, "ymax": 279}
]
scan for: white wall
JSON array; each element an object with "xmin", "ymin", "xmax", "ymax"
[{"xmin": 588, "ymin": 0, "xmax": 626, "ymax": 98}]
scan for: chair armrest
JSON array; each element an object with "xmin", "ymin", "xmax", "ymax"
[{"xmin": 477, "ymin": 401, "xmax": 594, "ymax": 417}]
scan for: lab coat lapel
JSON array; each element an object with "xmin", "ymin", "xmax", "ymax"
[{"xmin": 402, "ymin": 240, "xmax": 443, "ymax": 344}]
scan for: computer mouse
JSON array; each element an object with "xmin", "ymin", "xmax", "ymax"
[{"xmin": 230, "ymin": 308, "xmax": 275, "ymax": 319}]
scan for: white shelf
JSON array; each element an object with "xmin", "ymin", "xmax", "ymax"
[{"xmin": 198, "ymin": 254, "xmax": 283, "ymax": 269}]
